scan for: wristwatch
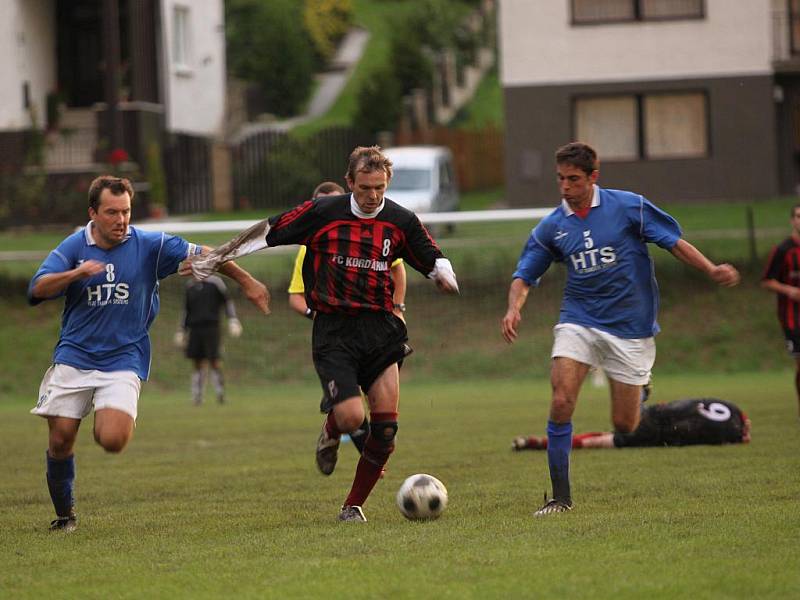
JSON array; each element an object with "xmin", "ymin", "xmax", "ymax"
[{"xmin": 393, "ymin": 303, "xmax": 406, "ymax": 312}]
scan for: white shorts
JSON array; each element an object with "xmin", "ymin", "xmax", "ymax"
[
  {"xmin": 31, "ymin": 364, "xmax": 141, "ymax": 421},
  {"xmin": 551, "ymin": 323, "xmax": 655, "ymax": 386}
]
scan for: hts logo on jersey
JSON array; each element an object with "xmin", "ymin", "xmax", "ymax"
[
  {"xmin": 86, "ymin": 263, "xmax": 130, "ymax": 306},
  {"xmin": 568, "ymin": 229, "xmax": 617, "ymax": 274}
]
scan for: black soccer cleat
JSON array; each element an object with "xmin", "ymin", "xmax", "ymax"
[
  {"xmin": 315, "ymin": 423, "xmax": 340, "ymax": 476},
  {"xmin": 49, "ymin": 514, "xmax": 77, "ymax": 532},
  {"xmin": 534, "ymin": 498, "xmax": 573, "ymax": 517},
  {"xmin": 338, "ymin": 505, "xmax": 367, "ymax": 522}
]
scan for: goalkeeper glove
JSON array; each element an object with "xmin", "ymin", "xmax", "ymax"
[{"xmin": 228, "ymin": 318, "xmax": 243, "ymax": 338}]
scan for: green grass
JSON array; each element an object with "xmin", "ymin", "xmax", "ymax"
[
  {"xmin": 449, "ymin": 66, "xmax": 504, "ymax": 130},
  {"xmin": 1, "ymin": 372, "xmax": 799, "ymax": 598}
]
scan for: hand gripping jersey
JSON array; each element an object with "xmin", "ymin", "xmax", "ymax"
[
  {"xmin": 267, "ymin": 194, "xmax": 443, "ymax": 314},
  {"xmin": 28, "ymin": 224, "xmax": 199, "ymax": 379},
  {"xmin": 513, "ymin": 186, "xmax": 682, "ymax": 339}
]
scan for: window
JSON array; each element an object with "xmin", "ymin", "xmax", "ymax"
[
  {"xmin": 173, "ymin": 5, "xmax": 191, "ymax": 69},
  {"xmin": 572, "ymin": 0, "xmax": 704, "ymax": 24},
  {"xmin": 574, "ymin": 92, "xmax": 708, "ymax": 161}
]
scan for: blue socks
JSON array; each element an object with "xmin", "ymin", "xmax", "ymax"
[
  {"xmin": 546, "ymin": 420, "xmax": 573, "ymax": 504},
  {"xmin": 46, "ymin": 452, "xmax": 75, "ymax": 517}
]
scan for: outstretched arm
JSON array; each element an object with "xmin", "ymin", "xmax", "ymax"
[
  {"xmin": 502, "ymin": 278, "xmax": 530, "ymax": 344},
  {"xmin": 218, "ymin": 258, "xmax": 270, "ymax": 315},
  {"xmin": 669, "ymin": 239, "xmax": 740, "ymax": 286}
]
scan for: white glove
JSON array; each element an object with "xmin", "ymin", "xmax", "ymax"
[
  {"xmin": 228, "ymin": 318, "xmax": 243, "ymax": 338},
  {"xmin": 428, "ymin": 258, "xmax": 459, "ymax": 294},
  {"xmin": 189, "ymin": 219, "xmax": 271, "ymax": 280},
  {"xmin": 173, "ymin": 330, "xmax": 186, "ymax": 348}
]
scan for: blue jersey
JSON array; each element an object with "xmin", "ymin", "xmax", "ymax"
[
  {"xmin": 28, "ymin": 224, "xmax": 200, "ymax": 379},
  {"xmin": 513, "ymin": 186, "xmax": 681, "ymax": 338}
]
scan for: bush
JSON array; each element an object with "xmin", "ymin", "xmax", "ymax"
[
  {"xmin": 263, "ymin": 137, "xmax": 323, "ymax": 204},
  {"xmin": 303, "ymin": 0, "xmax": 353, "ymax": 65},
  {"xmin": 226, "ymin": 0, "xmax": 315, "ymax": 117},
  {"xmin": 389, "ymin": 24, "xmax": 434, "ymax": 95},
  {"xmin": 354, "ymin": 66, "xmax": 403, "ymax": 135}
]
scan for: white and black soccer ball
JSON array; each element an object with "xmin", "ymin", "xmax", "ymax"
[{"xmin": 396, "ymin": 473, "xmax": 448, "ymax": 520}]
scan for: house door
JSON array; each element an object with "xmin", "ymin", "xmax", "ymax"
[{"xmin": 56, "ymin": 0, "xmax": 104, "ymax": 107}]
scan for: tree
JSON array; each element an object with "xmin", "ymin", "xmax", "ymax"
[{"xmin": 226, "ymin": 0, "xmax": 314, "ymax": 117}]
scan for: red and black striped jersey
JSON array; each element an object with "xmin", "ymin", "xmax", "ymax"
[
  {"xmin": 763, "ymin": 236, "xmax": 800, "ymax": 331},
  {"xmin": 266, "ymin": 194, "xmax": 444, "ymax": 314}
]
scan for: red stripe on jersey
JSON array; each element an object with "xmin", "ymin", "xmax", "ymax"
[{"xmin": 273, "ymin": 200, "xmax": 314, "ymax": 231}]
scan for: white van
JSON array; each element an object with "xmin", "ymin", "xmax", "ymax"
[{"xmin": 384, "ymin": 146, "xmax": 459, "ymax": 214}]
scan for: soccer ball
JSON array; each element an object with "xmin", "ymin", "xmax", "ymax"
[{"xmin": 396, "ymin": 473, "xmax": 448, "ymax": 520}]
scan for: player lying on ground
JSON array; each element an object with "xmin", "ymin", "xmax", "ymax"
[
  {"xmin": 184, "ymin": 146, "xmax": 459, "ymax": 523},
  {"xmin": 513, "ymin": 398, "xmax": 751, "ymax": 450},
  {"xmin": 28, "ymin": 175, "xmax": 268, "ymax": 531}
]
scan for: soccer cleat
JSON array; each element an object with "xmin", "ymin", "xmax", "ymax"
[
  {"xmin": 338, "ymin": 505, "xmax": 367, "ymax": 522},
  {"xmin": 315, "ymin": 423, "xmax": 340, "ymax": 475},
  {"xmin": 534, "ymin": 498, "xmax": 573, "ymax": 517},
  {"xmin": 49, "ymin": 514, "xmax": 77, "ymax": 532}
]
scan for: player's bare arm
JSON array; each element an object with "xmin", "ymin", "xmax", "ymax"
[
  {"xmin": 30, "ymin": 259, "xmax": 107, "ymax": 300},
  {"xmin": 180, "ymin": 246, "xmax": 270, "ymax": 314},
  {"xmin": 761, "ymin": 278, "xmax": 800, "ymax": 301},
  {"xmin": 669, "ymin": 239, "xmax": 740, "ymax": 286},
  {"xmin": 502, "ymin": 278, "xmax": 530, "ymax": 344},
  {"xmin": 391, "ymin": 262, "xmax": 407, "ymax": 320}
]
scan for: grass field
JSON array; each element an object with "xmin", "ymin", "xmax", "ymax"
[{"xmin": 1, "ymin": 372, "xmax": 799, "ymax": 599}]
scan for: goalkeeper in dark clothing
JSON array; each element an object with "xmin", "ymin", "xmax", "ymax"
[
  {"xmin": 175, "ymin": 275, "xmax": 242, "ymax": 405},
  {"xmin": 513, "ymin": 398, "xmax": 751, "ymax": 450},
  {"xmin": 184, "ymin": 145, "xmax": 460, "ymax": 522}
]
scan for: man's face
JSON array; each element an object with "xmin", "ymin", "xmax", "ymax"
[
  {"xmin": 791, "ymin": 208, "xmax": 800, "ymax": 235},
  {"xmin": 89, "ymin": 189, "xmax": 131, "ymax": 248},
  {"xmin": 347, "ymin": 169, "xmax": 389, "ymax": 214},
  {"xmin": 557, "ymin": 163, "xmax": 597, "ymax": 207}
]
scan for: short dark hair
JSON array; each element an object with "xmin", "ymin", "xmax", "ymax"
[
  {"xmin": 555, "ymin": 142, "xmax": 598, "ymax": 176},
  {"xmin": 345, "ymin": 145, "xmax": 392, "ymax": 182},
  {"xmin": 312, "ymin": 181, "xmax": 345, "ymax": 198},
  {"xmin": 88, "ymin": 176, "xmax": 134, "ymax": 211}
]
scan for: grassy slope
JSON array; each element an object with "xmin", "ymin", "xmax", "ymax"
[{"xmin": 1, "ymin": 372, "xmax": 798, "ymax": 599}]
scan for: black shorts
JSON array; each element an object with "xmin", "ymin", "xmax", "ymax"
[
  {"xmin": 783, "ymin": 329, "xmax": 800, "ymax": 357},
  {"xmin": 313, "ymin": 311, "xmax": 412, "ymax": 413},
  {"xmin": 186, "ymin": 324, "xmax": 221, "ymax": 360}
]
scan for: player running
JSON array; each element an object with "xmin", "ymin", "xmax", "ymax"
[
  {"xmin": 187, "ymin": 146, "xmax": 459, "ymax": 522},
  {"xmin": 513, "ymin": 398, "xmax": 751, "ymax": 450},
  {"xmin": 28, "ymin": 176, "xmax": 268, "ymax": 531},
  {"xmin": 501, "ymin": 142, "xmax": 740, "ymax": 516},
  {"xmin": 761, "ymin": 203, "xmax": 800, "ymax": 418}
]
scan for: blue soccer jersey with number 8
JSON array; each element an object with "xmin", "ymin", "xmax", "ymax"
[{"xmin": 28, "ymin": 224, "xmax": 199, "ymax": 379}]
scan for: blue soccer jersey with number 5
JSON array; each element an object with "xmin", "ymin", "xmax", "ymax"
[
  {"xmin": 28, "ymin": 224, "xmax": 200, "ymax": 379},
  {"xmin": 513, "ymin": 186, "xmax": 682, "ymax": 338}
]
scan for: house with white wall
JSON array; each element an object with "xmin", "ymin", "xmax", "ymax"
[
  {"xmin": 0, "ymin": 0, "xmax": 227, "ymax": 216},
  {"xmin": 499, "ymin": 0, "xmax": 800, "ymax": 205}
]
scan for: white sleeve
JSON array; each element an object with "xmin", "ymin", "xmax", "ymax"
[{"xmin": 189, "ymin": 219, "xmax": 270, "ymax": 279}]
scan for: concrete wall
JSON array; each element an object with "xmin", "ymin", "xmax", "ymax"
[
  {"xmin": 503, "ymin": 75, "xmax": 779, "ymax": 205},
  {"xmin": 160, "ymin": 0, "xmax": 226, "ymax": 137},
  {"xmin": 499, "ymin": 0, "xmax": 772, "ymax": 87},
  {"xmin": 0, "ymin": 0, "xmax": 55, "ymax": 130}
]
